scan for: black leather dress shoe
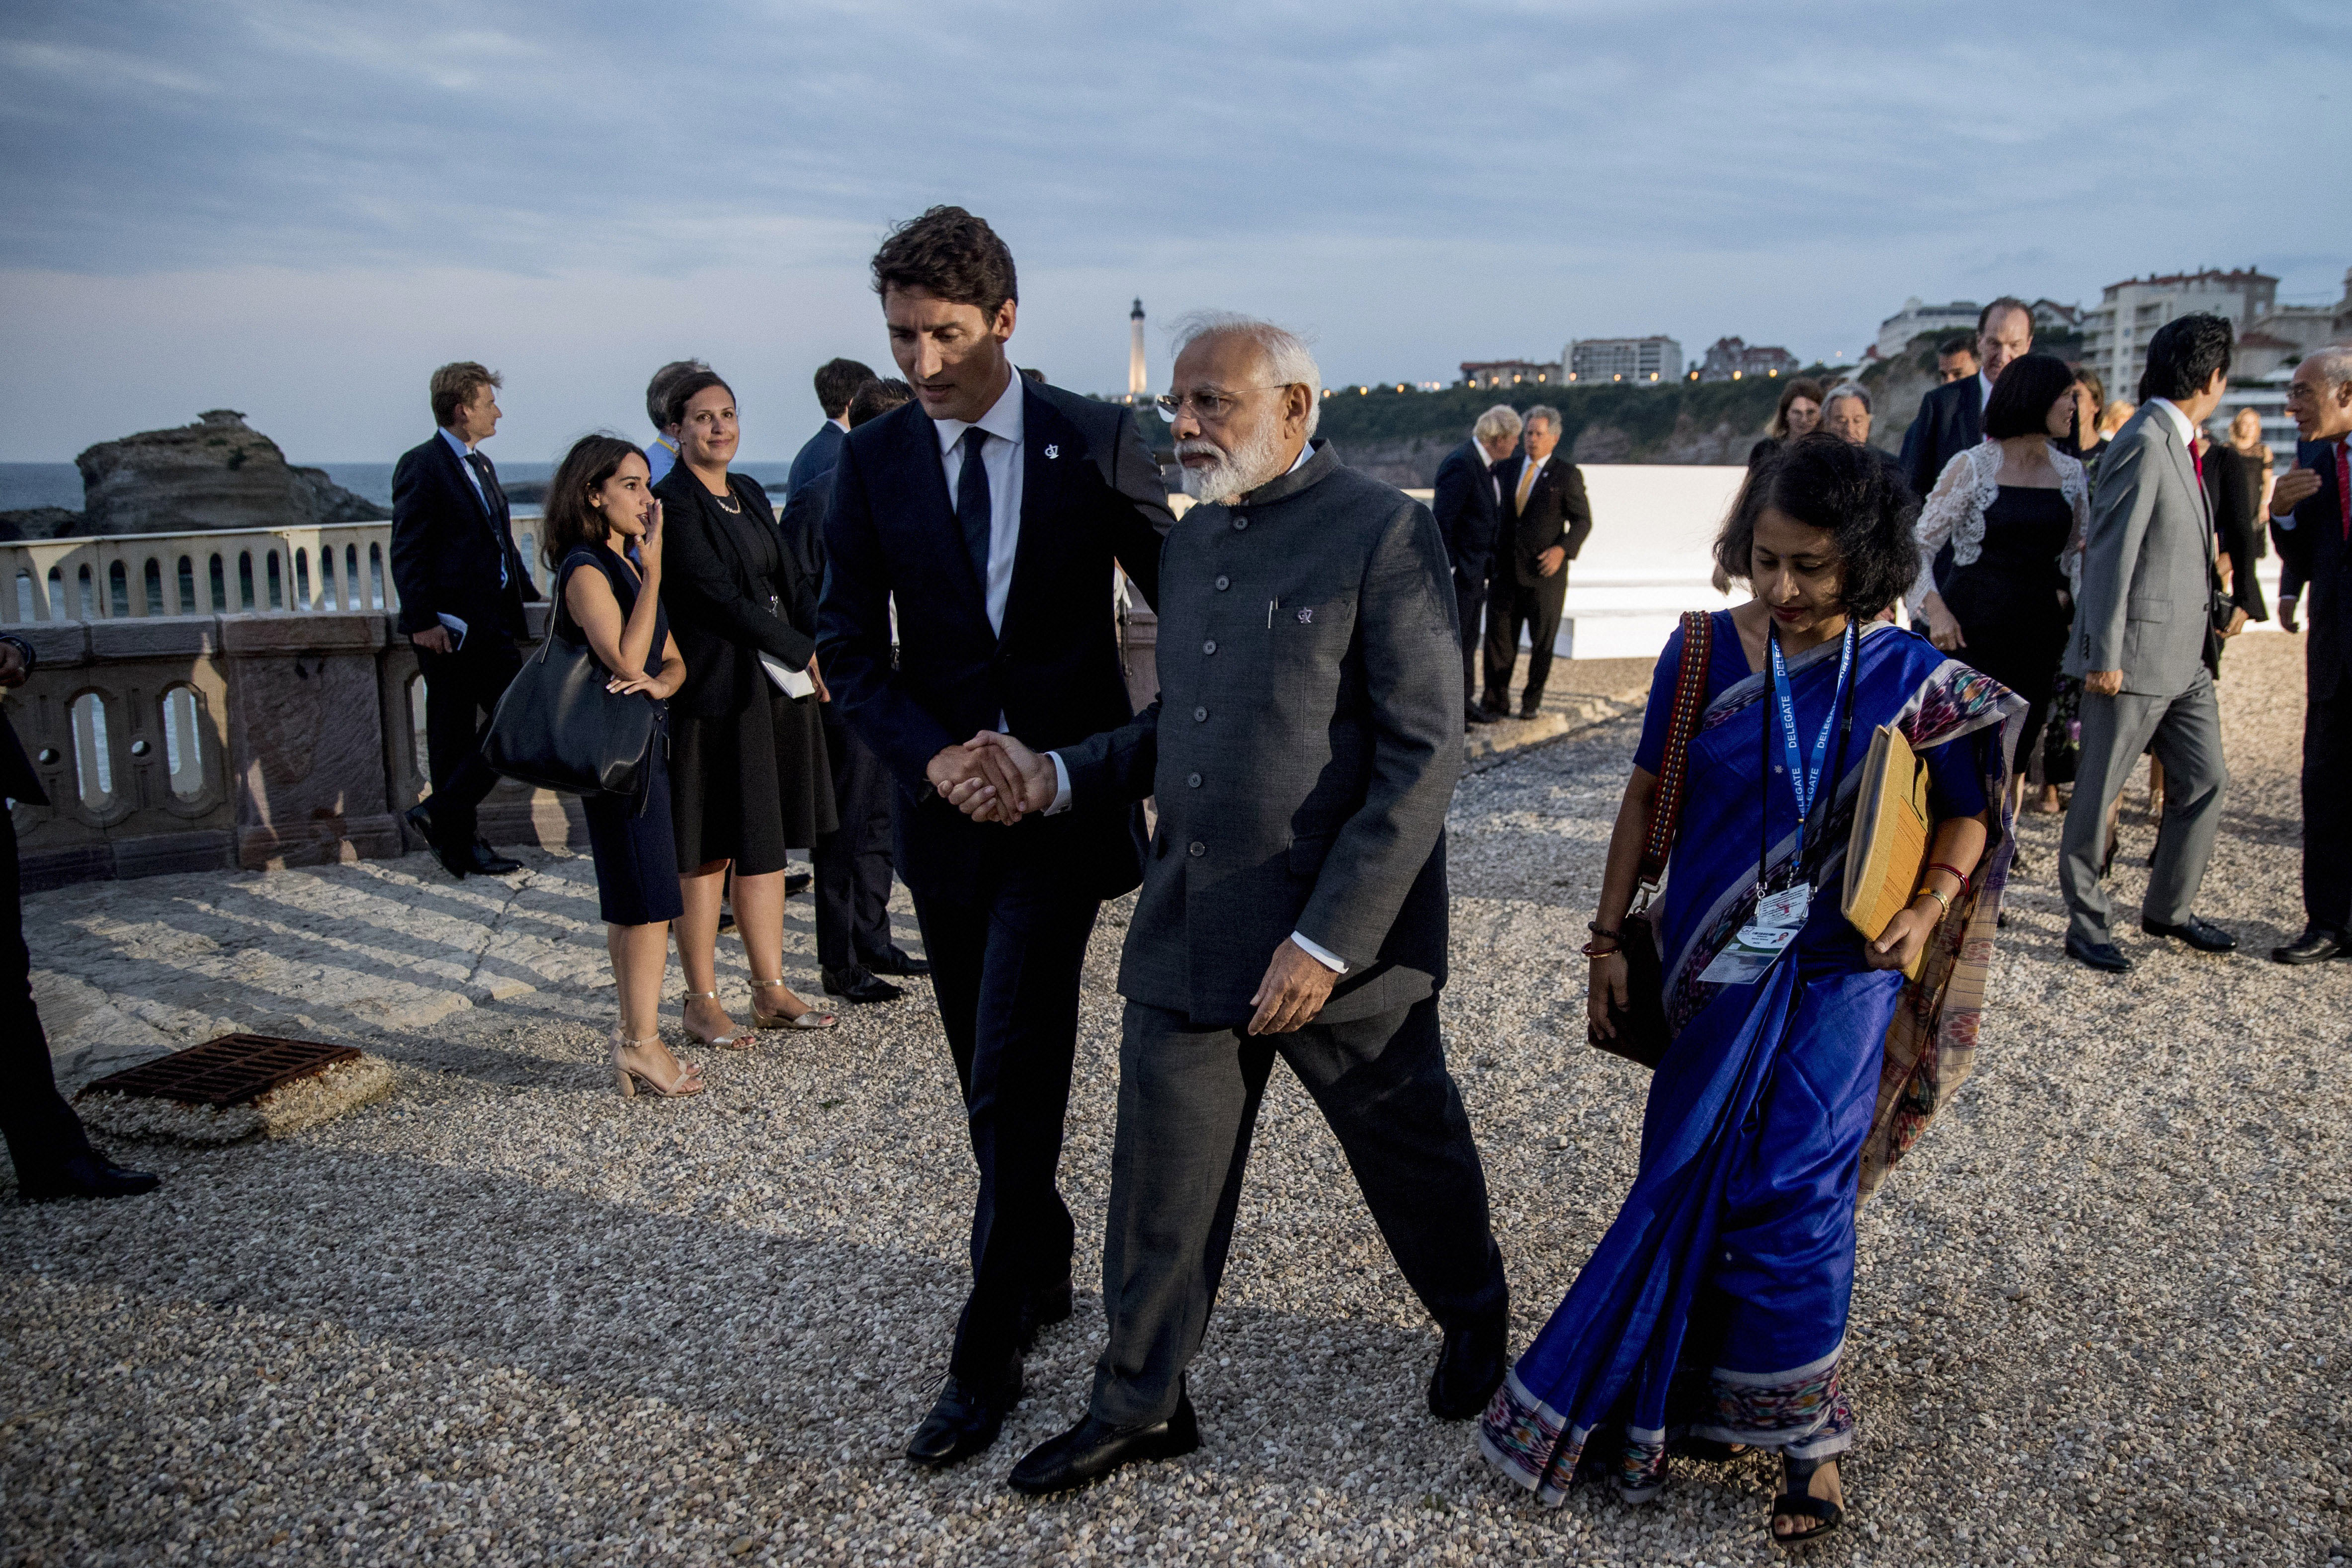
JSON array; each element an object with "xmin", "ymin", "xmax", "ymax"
[
  {"xmin": 1019, "ymin": 1278, "xmax": 1074, "ymax": 1349},
  {"xmin": 2274, "ymin": 925, "xmax": 2346, "ymax": 965},
  {"xmin": 405, "ymin": 802, "xmax": 467, "ymax": 877},
  {"xmin": 2142, "ymin": 914, "xmax": 2236, "ymax": 953},
  {"xmin": 1465, "ymin": 704, "xmax": 1494, "ymax": 727},
  {"xmin": 2065, "ymin": 935, "xmax": 2132, "ymax": 973},
  {"xmin": 906, "ymin": 1359, "xmax": 1022, "ymax": 1467},
  {"xmin": 822, "ymin": 966, "xmax": 902, "ymax": 1004},
  {"xmin": 1518, "ymin": 699, "xmax": 1543, "ymax": 720},
  {"xmin": 1428, "ymin": 1312, "xmax": 1508, "ymax": 1420},
  {"xmin": 1006, "ymin": 1393, "xmax": 1200, "ymax": 1495},
  {"xmin": 464, "ymin": 838, "xmax": 522, "ymax": 876},
  {"xmin": 862, "ymin": 945, "xmax": 931, "ymax": 978},
  {"xmin": 785, "ymin": 870, "xmax": 813, "ymax": 896},
  {"xmin": 18, "ymin": 1154, "xmax": 161, "ymax": 1203}
]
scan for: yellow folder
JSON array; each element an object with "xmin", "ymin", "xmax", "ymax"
[{"xmin": 1841, "ymin": 724, "xmax": 1932, "ymax": 980}]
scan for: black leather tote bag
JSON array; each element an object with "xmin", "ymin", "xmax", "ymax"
[{"xmin": 482, "ymin": 605, "xmax": 660, "ymax": 806}]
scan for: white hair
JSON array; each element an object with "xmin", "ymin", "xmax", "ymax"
[
  {"xmin": 1472, "ymin": 404, "xmax": 1523, "ymax": 444},
  {"xmin": 1521, "ymin": 404, "xmax": 1561, "ymax": 434},
  {"xmin": 1168, "ymin": 312, "xmax": 1322, "ymax": 437},
  {"xmin": 2306, "ymin": 345, "xmax": 2352, "ymax": 389},
  {"xmin": 1823, "ymin": 382, "xmax": 1871, "ymax": 414}
]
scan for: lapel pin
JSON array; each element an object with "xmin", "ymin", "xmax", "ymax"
[
  {"xmin": 1297, "ymin": 607, "xmax": 1313, "ymax": 624},
  {"xmin": 1044, "ymin": 443, "xmax": 1060, "ymax": 459}
]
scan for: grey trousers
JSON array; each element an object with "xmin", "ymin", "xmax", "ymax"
[
  {"xmin": 1087, "ymin": 993, "xmax": 1508, "ymax": 1429},
  {"xmin": 2058, "ymin": 668, "xmax": 2229, "ymax": 946}
]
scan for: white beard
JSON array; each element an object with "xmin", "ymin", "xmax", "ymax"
[{"xmin": 1176, "ymin": 422, "xmax": 1290, "ymax": 505}]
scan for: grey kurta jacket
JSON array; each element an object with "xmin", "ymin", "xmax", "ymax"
[
  {"xmin": 1058, "ymin": 441, "xmax": 1464, "ymax": 1028},
  {"xmin": 2067, "ymin": 403, "xmax": 2219, "ymax": 696}
]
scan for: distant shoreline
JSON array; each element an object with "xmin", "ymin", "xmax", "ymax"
[{"xmin": 0, "ymin": 459, "xmax": 803, "ymax": 516}]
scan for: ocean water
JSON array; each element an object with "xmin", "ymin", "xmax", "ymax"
[{"xmin": 0, "ymin": 459, "xmax": 801, "ymax": 517}]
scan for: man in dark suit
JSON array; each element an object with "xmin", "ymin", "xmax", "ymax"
[
  {"xmin": 389, "ymin": 362, "xmax": 538, "ymax": 879},
  {"xmin": 786, "ymin": 357, "xmax": 876, "ymax": 500},
  {"xmin": 1431, "ymin": 405, "xmax": 1521, "ymax": 725},
  {"xmin": 1479, "ymin": 405, "xmax": 1592, "ymax": 719},
  {"xmin": 1899, "ymin": 298, "xmax": 2033, "ymax": 498},
  {"xmin": 816, "ymin": 207, "xmax": 1172, "ymax": 1467},
  {"xmin": 946, "ymin": 315, "xmax": 1507, "ymax": 1495},
  {"xmin": 2270, "ymin": 346, "xmax": 2352, "ymax": 963},
  {"xmin": 0, "ymin": 633, "xmax": 159, "ymax": 1202},
  {"xmin": 779, "ymin": 377, "xmax": 929, "ymax": 1003}
]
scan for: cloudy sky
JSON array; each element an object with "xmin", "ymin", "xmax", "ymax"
[{"xmin": 2, "ymin": 1, "xmax": 2345, "ymax": 463}]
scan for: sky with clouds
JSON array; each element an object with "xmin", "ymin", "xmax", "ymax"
[{"xmin": 1, "ymin": 1, "xmax": 2345, "ymax": 462}]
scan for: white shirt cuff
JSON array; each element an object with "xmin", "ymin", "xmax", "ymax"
[
  {"xmin": 1045, "ymin": 751, "xmax": 1073, "ymax": 816},
  {"xmin": 1289, "ymin": 931, "xmax": 1347, "ymax": 974}
]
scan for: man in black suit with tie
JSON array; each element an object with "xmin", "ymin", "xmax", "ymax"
[
  {"xmin": 1899, "ymin": 298, "xmax": 2034, "ymax": 498},
  {"xmin": 1432, "ymin": 405, "xmax": 1521, "ymax": 725},
  {"xmin": 0, "ymin": 633, "xmax": 159, "ymax": 1202},
  {"xmin": 786, "ymin": 357, "xmax": 876, "ymax": 501},
  {"xmin": 2270, "ymin": 346, "xmax": 2352, "ymax": 963},
  {"xmin": 1479, "ymin": 406, "xmax": 1592, "ymax": 719},
  {"xmin": 390, "ymin": 362, "xmax": 539, "ymax": 879},
  {"xmin": 817, "ymin": 207, "xmax": 1172, "ymax": 1466}
]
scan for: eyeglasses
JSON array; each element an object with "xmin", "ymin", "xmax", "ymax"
[{"xmin": 1154, "ymin": 384, "xmax": 1298, "ymax": 423}]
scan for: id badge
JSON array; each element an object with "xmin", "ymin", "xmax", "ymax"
[
  {"xmin": 1697, "ymin": 885, "xmax": 1809, "ymax": 987},
  {"xmin": 1754, "ymin": 884, "xmax": 1812, "ymax": 929}
]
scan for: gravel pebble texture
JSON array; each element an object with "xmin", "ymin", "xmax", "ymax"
[{"xmin": 3, "ymin": 633, "xmax": 2348, "ymax": 1567}]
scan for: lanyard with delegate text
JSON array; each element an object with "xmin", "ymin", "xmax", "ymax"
[{"xmin": 1765, "ymin": 619, "xmax": 1856, "ymax": 882}]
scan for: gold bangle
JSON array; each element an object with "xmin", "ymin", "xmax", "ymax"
[{"xmin": 1915, "ymin": 885, "xmax": 1952, "ymax": 918}]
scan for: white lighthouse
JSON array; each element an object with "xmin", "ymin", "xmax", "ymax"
[{"xmin": 1128, "ymin": 298, "xmax": 1147, "ymax": 401}]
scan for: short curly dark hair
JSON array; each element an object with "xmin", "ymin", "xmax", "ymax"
[
  {"xmin": 870, "ymin": 206, "xmax": 1017, "ymax": 320},
  {"xmin": 1713, "ymin": 433, "xmax": 1920, "ymax": 620}
]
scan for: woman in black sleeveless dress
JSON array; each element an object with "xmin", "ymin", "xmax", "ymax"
[
  {"xmin": 540, "ymin": 434, "xmax": 701, "ymax": 1100},
  {"xmin": 653, "ymin": 371, "xmax": 837, "ymax": 1049}
]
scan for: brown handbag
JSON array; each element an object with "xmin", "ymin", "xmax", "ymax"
[{"xmin": 1596, "ymin": 610, "xmax": 1714, "ymax": 1069}]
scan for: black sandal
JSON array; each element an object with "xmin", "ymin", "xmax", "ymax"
[{"xmin": 1769, "ymin": 1453, "xmax": 1844, "ymax": 1552}]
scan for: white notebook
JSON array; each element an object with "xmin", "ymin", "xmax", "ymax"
[{"xmin": 759, "ymin": 653, "xmax": 815, "ymax": 700}]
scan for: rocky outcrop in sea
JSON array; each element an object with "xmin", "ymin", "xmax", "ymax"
[{"xmin": 0, "ymin": 411, "xmax": 389, "ymax": 540}]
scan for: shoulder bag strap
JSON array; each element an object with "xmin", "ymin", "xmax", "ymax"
[{"xmin": 1636, "ymin": 609, "xmax": 1714, "ymax": 892}]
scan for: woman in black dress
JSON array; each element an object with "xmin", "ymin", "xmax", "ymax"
[
  {"xmin": 653, "ymin": 371, "xmax": 838, "ymax": 1048},
  {"xmin": 541, "ymin": 434, "xmax": 701, "ymax": 1099},
  {"xmin": 1909, "ymin": 353, "xmax": 2090, "ymax": 819}
]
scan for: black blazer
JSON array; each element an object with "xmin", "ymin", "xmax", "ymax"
[
  {"xmin": 2277, "ymin": 437, "xmax": 2351, "ymax": 700},
  {"xmin": 655, "ymin": 468, "xmax": 815, "ymax": 720},
  {"xmin": 1430, "ymin": 439, "xmax": 1501, "ymax": 580},
  {"xmin": 1898, "ymin": 377, "xmax": 1984, "ymax": 499},
  {"xmin": 2201, "ymin": 444, "xmax": 2268, "ymax": 623},
  {"xmin": 786, "ymin": 421, "xmax": 844, "ymax": 501},
  {"xmin": 817, "ymin": 378, "xmax": 1172, "ymax": 903},
  {"xmin": 388, "ymin": 432, "xmax": 537, "ymax": 639},
  {"xmin": 1495, "ymin": 452, "xmax": 1593, "ymax": 586}
]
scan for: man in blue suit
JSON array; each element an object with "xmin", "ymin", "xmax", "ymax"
[
  {"xmin": 1431, "ymin": 405, "xmax": 1520, "ymax": 725},
  {"xmin": 389, "ymin": 362, "xmax": 538, "ymax": 879},
  {"xmin": 2270, "ymin": 346, "xmax": 2352, "ymax": 963},
  {"xmin": 817, "ymin": 206, "xmax": 1172, "ymax": 1467},
  {"xmin": 786, "ymin": 357, "xmax": 876, "ymax": 500},
  {"xmin": 1899, "ymin": 298, "xmax": 2034, "ymax": 498}
]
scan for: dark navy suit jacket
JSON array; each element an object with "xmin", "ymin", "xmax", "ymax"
[
  {"xmin": 1431, "ymin": 438, "xmax": 1501, "ymax": 585},
  {"xmin": 2277, "ymin": 436, "xmax": 2351, "ymax": 700},
  {"xmin": 1898, "ymin": 376, "xmax": 1984, "ymax": 499},
  {"xmin": 786, "ymin": 421, "xmax": 844, "ymax": 501},
  {"xmin": 388, "ymin": 432, "xmax": 537, "ymax": 639},
  {"xmin": 817, "ymin": 379, "xmax": 1172, "ymax": 903}
]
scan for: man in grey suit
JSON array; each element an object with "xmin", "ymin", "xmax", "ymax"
[
  {"xmin": 945, "ymin": 313, "xmax": 1509, "ymax": 1494},
  {"xmin": 2058, "ymin": 314, "xmax": 2240, "ymax": 972}
]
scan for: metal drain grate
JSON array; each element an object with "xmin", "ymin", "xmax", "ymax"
[{"xmin": 81, "ymin": 1034, "xmax": 361, "ymax": 1108}]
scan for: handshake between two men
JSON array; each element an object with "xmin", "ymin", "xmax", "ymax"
[{"xmin": 924, "ymin": 732, "xmax": 1339, "ymax": 1036}]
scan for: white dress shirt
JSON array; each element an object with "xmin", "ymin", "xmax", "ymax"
[
  {"xmin": 2147, "ymin": 397, "xmax": 2196, "ymax": 452},
  {"xmin": 931, "ymin": 368, "xmax": 1026, "ymax": 635},
  {"xmin": 1977, "ymin": 371, "xmax": 1994, "ymax": 413}
]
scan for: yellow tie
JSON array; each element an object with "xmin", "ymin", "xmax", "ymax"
[{"xmin": 1515, "ymin": 459, "xmax": 1538, "ymax": 511}]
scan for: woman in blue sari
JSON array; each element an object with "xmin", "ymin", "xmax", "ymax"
[{"xmin": 1479, "ymin": 435, "xmax": 2025, "ymax": 1549}]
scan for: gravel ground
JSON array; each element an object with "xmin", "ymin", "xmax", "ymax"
[{"xmin": 4, "ymin": 633, "xmax": 2348, "ymax": 1567}]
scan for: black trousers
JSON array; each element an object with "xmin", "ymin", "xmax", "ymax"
[
  {"xmin": 911, "ymin": 866, "xmax": 1099, "ymax": 1381},
  {"xmin": 1454, "ymin": 564, "xmax": 1490, "ymax": 708},
  {"xmin": 1087, "ymin": 992, "xmax": 1508, "ymax": 1428},
  {"xmin": 416, "ymin": 637, "xmax": 522, "ymax": 843},
  {"xmin": 0, "ymin": 812, "xmax": 93, "ymax": 1184},
  {"xmin": 811, "ymin": 711, "xmax": 895, "ymax": 973},
  {"xmin": 2305, "ymin": 677, "xmax": 2352, "ymax": 934},
  {"xmin": 1480, "ymin": 571, "xmax": 1567, "ymax": 711}
]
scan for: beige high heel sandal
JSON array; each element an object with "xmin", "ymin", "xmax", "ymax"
[
  {"xmin": 751, "ymin": 978, "xmax": 837, "ymax": 1031},
  {"xmin": 681, "ymin": 990, "xmax": 757, "ymax": 1051},
  {"xmin": 612, "ymin": 1029, "xmax": 704, "ymax": 1098}
]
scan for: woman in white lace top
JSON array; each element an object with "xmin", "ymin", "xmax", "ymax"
[{"xmin": 1908, "ymin": 354, "xmax": 2091, "ymax": 814}]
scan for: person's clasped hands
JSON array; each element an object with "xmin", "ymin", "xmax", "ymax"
[{"xmin": 935, "ymin": 731, "xmax": 1056, "ymax": 824}]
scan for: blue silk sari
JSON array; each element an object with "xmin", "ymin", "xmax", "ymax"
[{"xmin": 1481, "ymin": 616, "xmax": 2025, "ymax": 1503}]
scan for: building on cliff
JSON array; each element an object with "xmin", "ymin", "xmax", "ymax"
[
  {"xmin": 1698, "ymin": 337, "xmax": 1799, "ymax": 382},
  {"xmin": 1459, "ymin": 359, "xmax": 1561, "ymax": 390},
  {"xmin": 1566, "ymin": 336, "xmax": 1682, "ymax": 384},
  {"xmin": 2081, "ymin": 268, "xmax": 2280, "ymax": 402}
]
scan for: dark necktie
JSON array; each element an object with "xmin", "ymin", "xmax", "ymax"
[
  {"xmin": 955, "ymin": 427, "xmax": 993, "ymax": 600},
  {"xmin": 465, "ymin": 450, "xmax": 509, "ymax": 587}
]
